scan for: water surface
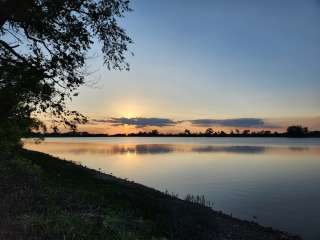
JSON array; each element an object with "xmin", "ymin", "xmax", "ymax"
[{"xmin": 24, "ymin": 137, "xmax": 320, "ymax": 240}]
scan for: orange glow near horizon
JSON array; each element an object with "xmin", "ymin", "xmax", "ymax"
[
  {"xmin": 39, "ymin": 113, "xmax": 320, "ymax": 135},
  {"xmin": 76, "ymin": 119, "xmax": 319, "ymax": 135}
]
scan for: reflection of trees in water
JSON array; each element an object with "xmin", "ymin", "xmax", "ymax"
[
  {"xmin": 65, "ymin": 144, "xmax": 176, "ymax": 155},
  {"xmin": 191, "ymin": 145, "xmax": 267, "ymax": 154},
  {"xmin": 51, "ymin": 143, "xmax": 274, "ymax": 155},
  {"xmin": 28, "ymin": 142, "xmax": 315, "ymax": 155},
  {"xmin": 135, "ymin": 144, "xmax": 174, "ymax": 154},
  {"xmin": 288, "ymin": 147, "xmax": 309, "ymax": 152}
]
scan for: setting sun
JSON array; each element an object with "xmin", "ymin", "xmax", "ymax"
[{"xmin": 123, "ymin": 112, "xmax": 137, "ymax": 118}]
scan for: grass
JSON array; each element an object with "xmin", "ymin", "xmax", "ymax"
[{"xmin": 0, "ymin": 149, "xmax": 302, "ymax": 240}]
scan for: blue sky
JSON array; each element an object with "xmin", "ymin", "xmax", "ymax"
[{"xmin": 70, "ymin": 0, "xmax": 320, "ymax": 132}]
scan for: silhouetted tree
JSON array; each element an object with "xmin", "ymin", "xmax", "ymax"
[
  {"xmin": 242, "ymin": 129, "xmax": 250, "ymax": 135},
  {"xmin": 219, "ymin": 131, "xmax": 227, "ymax": 136},
  {"xmin": 151, "ymin": 129, "xmax": 159, "ymax": 136},
  {"xmin": 184, "ymin": 129, "xmax": 191, "ymax": 135},
  {"xmin": 0, "ymin": 0, "xmax": 132, "ymax": 149},
  {"xmin": 205, "ymin": 128, "xmax": 214, "ymax": 136},
  {"xmin": 263, "ymin": 130, "xmax": 271, "ymax": 136},
  {"xmin": 286, "ymin": 125, "xmax": 308, "ymax": 137}
]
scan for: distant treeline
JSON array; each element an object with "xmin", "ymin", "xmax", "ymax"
[{"xmin": 27, "ymin": 125, "xmax": 320, "ymax": 138}]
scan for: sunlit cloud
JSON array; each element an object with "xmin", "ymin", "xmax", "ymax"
[
  {"xmin": 91, "ymin": 117, "xmax": 178, "ymax": 128},
  {"xmin": 91, "ymin": 117, "xmax": 281, "ymax": 129}
]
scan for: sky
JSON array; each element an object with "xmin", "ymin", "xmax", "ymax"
[{"xmin": 68, "ymin": 0, "xmax": 320, "ymax": 134}]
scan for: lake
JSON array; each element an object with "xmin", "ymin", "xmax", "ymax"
[{"xmin": 24, "ymin": 137, "xmax": 320, "ymax": 240}]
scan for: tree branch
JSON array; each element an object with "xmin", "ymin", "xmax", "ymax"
[
  {"xmin": 23, "ymin": 27, "xmax": 54, "ymax": 55},
  {"xmin": 0, "ymin": 39, "xmax": 27, "ymax": 62},
  {"xmin": 3, "ymin": 27, "xmax": 22, "ymax": 44}
]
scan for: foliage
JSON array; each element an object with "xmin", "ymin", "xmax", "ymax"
[
  {"xmin": 184, "ymin": 194, "xmax": 214, "ymax": 208},
  {"xmin": 205, "ymin": 128, "xmax": 214, "ymax": 136},
  {"xmin": 28, "ymin": 126, "xmax": 320, "ymax": 138},
  {"xmin": 286, "ymin": 125, "xmax": 308, "ymax": 137},
  {"xmin": 0, "ymin": 0, "xmax": 132, "ymax": 148}
]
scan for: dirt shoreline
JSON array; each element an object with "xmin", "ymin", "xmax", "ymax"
[{"xmin": 0, "ymin": 149, "xmax": 302, "ymax": 240}]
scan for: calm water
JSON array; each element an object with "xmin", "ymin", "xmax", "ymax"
[{"xmin": 24, "ymin": 137, "xmax": 320, "ymax": 240}]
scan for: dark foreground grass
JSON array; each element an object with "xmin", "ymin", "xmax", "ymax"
[{"xmin": 0, "ymin": 149, "xmax": 302, "ymax": 240}]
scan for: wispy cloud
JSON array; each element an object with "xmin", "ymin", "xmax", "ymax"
[{"xmin": 91, "ymin": 117, "xmax": 177, "ymax": 128}]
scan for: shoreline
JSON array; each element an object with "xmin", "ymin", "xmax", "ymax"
[
  {"xmin": 26, "ymin": 135, "xmax": 320, "ymax": 138},
  {"xmin": 1, "ymin": 149, "xmax": 302, "ymax": 240}
]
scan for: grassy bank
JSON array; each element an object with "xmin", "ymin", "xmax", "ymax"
[{"xmin": 0, "ymin": 149, "xmax": 301, "ymax": 240}]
